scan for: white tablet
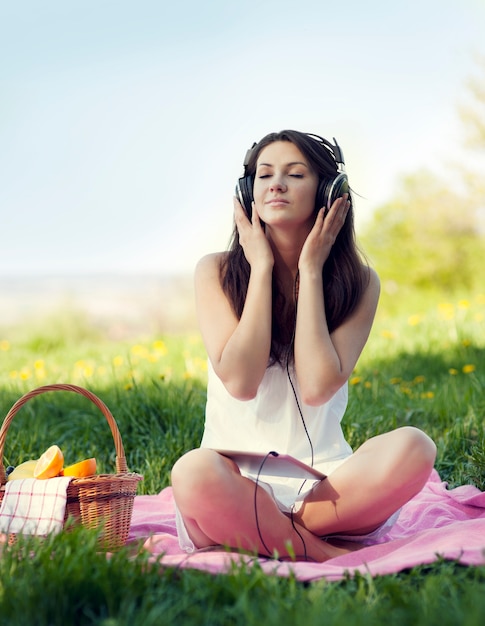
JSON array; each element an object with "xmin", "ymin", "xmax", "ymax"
[{"xmin": 214, "ymin": 449, "xmax": 326, "ymax": 480}]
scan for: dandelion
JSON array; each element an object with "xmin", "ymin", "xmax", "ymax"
[
  {"xmin": 34, "ymin": 360, "xmax": 46, "ymax": 380},
  {"xmin": 364, "ymin": 381, "xmax": 372, "ymax": 389},
  {"xmin": 350, "ymin": 376, "xmax": 362, "ymax": 385},
  {"xmin": 449, "ymin": 368, "xmax": 458, "ymax": 376},
  {"xmin": 0, "ymin": 340, "xmax": 10, "ymax": 351},
  {"xmin": 153, "ymin": 340, "xmax": 168, "ymax": 355},
  {"xmin": 131, "ymin": 344, "xmax": 149, "ymax": 358},
  {"xmin": 461, "ymin": 339, "xmax": 471, "ymax": 348},
  {"xmin": 9, "ymin": 371, "xmax": 18, "ymax": 379},
  {"xmin": 194, "ymin": 357, "xmax": 208, "ymax": 374},
  {"xmin": 421, "ymin": 391, "xmax": 435, "ymax": 399},
  {"xmin": 462, "ymin": 364, "xmax": 476, "ymax": 374},
  {"xmin": 458, "ymin": 300, "xmax": 470, "ymax": 310},
  {"xmin": 19, "ymin": 368, "xmax": 31, "ymax": 381},
  {"xmin": 380, "ymin": 330, "xmax": 395, "ymax": 339},
  {"xmin": 408, "ymin": 314, "xmax": 423, "ymax": 326},
  {"xmin": 413, "ymin": 375, "xmax": 426, "ymax": 384},
  {"xmin": 83, "ymin": 365, "xmax": 94, "ymax": 378},
  {"xmin": 390, "ymin": 377, "xmax": 401, "ymax": 385},
  {"xmin": 113, "ymin": 355, "xmax": 124, "ymax": 367},
  {"xmin": 437, "ymin": 303, "xmax": 454, "ymax": 320}
]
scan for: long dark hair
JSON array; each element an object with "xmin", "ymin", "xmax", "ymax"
[{"xmin": 221, "ymin": 130, "xmax": 369, "ymax": 365}]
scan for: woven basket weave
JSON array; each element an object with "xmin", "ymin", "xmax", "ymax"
[{"xmin": 0, "ymin": 384, "xmax": 143, "ymax": 550}]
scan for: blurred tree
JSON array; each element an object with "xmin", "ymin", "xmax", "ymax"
[
  {"xmin": 361, "ymin": 171, "xmax": 481, "ymax": 293},
  {"xmin": 460, "ymin": 56, "xmax": 485, "ymax": 149},
  {"xmin": 459, "ymin": 55, "xmax": 485, "ymax": 234},
  {"xmin": 361, "ymin": 57, "xmax": 484, "ymax": 298}
]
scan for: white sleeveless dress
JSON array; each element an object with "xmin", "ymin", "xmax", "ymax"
[
  {"xmin": 200, "ymin": 360, "xmax": 353, "ymax": 511},
  {"xmin": 175, "ymin": 360, "xmax": 399, "ymax": 551}
]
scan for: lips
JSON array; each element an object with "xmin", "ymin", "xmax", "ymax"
[{"xmin": 266, "ymin": 197, "xmax": 289, "ymax": 205}]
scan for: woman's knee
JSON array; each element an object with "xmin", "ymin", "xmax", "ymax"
[
  {"xmin": 171, "ymin": 448, "xmax": 238, "ymax": 507},
  {"xmin": 172, "ymin": 448, "xmax": 215, "ymax": 492},
  {"xmin": 358, "ymin": 426, "xmax": 436, "ymax": 491},
  {"xmin": 398, "ymin": 426, "xmax": 437, "ymax": 468}
]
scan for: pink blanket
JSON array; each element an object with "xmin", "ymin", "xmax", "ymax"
[{"xmin": 127, "ymin": 470, "xmax": 485, "ymax": 581}]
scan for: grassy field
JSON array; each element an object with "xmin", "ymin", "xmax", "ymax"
[{"xmin": 0, "ymin": 291, "xmax": 484, "ymax": 625}]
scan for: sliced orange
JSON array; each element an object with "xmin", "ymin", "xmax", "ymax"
[
  {"xmin": 33, "ymin": 445, "xmax": 64, "ymax": 479},
  {"xmin": 62, "ymin": 457, "xmax": 97, "ymax": 478}
]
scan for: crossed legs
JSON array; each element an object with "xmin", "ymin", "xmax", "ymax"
[{"xmin": 171, "ymin": 426, "xmax": 436, "ymax": 562}]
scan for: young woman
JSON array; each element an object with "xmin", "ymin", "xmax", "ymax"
[{"xmin": 171, "ymin": 130, "xmax": 436, "ymax": 562}]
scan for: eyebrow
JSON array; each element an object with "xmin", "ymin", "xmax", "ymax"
[{"xmin": 256, "ymin": 161, "xmax": 309, "ymax": 168}]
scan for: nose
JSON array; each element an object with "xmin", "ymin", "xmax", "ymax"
[{"xmin": 269, "ymin": 177, "xmax": 287, "ymax": 193}]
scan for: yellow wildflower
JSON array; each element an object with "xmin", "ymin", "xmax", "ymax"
[
  {"xmin": 83, "ymin": 365, "xmax": 94, "ymax": 378},
  {"xmin": 408, "ymin": 314, "xmax": 423, "ymax": 326},
  {"xmin": 437, "ymin": 303, "xmax": 454, "ymax": 320},
  {"xmin": 19, "ymin": 368, "xmax": 31, "ymax": 380},
  {"xmin": 462, "ymin": 364, "xmax": 476, "ymax": 374},
  {"xmin": 131, "ymin": 344, "xmax": 149, "ymax": 358},
  {"xmin": 153, "ymin": 340, "xmax": 168, "ymax": 355}
]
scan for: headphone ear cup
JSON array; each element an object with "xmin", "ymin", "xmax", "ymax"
[
  {"xmin": 236, "ymin": 175, "xmax": 254, "ymax": 217},
  {"xmin": 317, "ymin": 173, "xmax": 349, "ymax": 212}
]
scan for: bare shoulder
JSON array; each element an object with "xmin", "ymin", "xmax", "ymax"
[
  {"xmin": 195, "ymin": 252, "xmax": 228, "ymax": 281},
  {"xmin": 360, "ymin": 265, "xmax": 380, "ymax": 311},
  {"xmin": 194, "ymin": 252, "xmax": 227, "ymax": 290},
  {"xmin": 364, "ymin": 265, "xmax": 380, "ymax": 294}
]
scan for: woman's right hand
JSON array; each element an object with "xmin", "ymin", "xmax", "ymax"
[{"xmin": 234, "ymin": 197, "xmax": 274, "ymax": 270}]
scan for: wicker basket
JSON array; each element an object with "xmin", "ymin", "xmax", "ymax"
[{"xmin": 0, "ymin": 384, "xmax": 143, "ymax": 550}]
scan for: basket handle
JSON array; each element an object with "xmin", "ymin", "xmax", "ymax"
[{"xmin": 0, "ymin": 384, "xmax": 129, "ymax": 486}]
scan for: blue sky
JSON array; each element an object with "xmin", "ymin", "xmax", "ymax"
[{"xmin": 1, "ymin": 0, "xmax": 483, "ymax": 275}]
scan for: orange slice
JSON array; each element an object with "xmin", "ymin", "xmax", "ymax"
[
  {"xmin": 33, "ymin": 445, "xmax": 64, "ymax": 479},
  {"xmin": 62, "ymin": 457, "xmax": 97, "ymax": 478}
]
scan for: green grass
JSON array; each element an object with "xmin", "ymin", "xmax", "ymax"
[{"xmin": 0, "ymin": 291, "xmax": 484, "ymax": 625}]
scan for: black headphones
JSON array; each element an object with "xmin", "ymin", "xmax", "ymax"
[{"xmin": 235, "ymin": 135, "xmax": 349, "ymax": 217}]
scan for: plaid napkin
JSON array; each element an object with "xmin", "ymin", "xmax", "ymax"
[{"xmin": 0, "ymin": 476, "xmax": 73, "ymax": 536}]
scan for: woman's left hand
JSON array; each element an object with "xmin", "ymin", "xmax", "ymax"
[{"xmin": 298, "ymin": 194, "xmax": 350, "ymax": 273}]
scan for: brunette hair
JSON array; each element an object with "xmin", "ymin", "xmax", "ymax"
[{"xmin": 221, "ymin": 130, "xmax": 369, "ymax": 365}]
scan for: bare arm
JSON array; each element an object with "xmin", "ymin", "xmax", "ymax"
[
  {"xmin": 294, "ymin": 266, "xmax": 379, "ymax": 405},
  {"xmin": 194, "ymin": 200, "xmax": 274, "ymax": 400},
  {"xmin": 294, "ymin": 195, "xmax": 380, "ymax": 405}
]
